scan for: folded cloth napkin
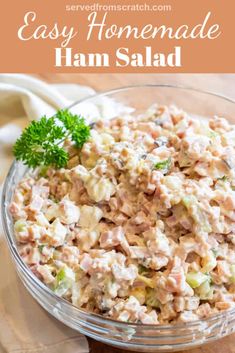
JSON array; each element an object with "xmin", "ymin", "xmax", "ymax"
[
  {"xmin": 0, "ymin": 74, "xmax": 95, "ymax": 184},
  {"xmin": 0, "ymin": 74, "xmax": 95, "ymax": 353}
]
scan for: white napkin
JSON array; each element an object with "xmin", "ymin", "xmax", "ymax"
[
  {"xmin": 0, "ymin": 74, "xmax": 95, "ymax": 353},
  {"xmin": 0, "ymin": 74, "xmax": 95, "ymax": 184}
]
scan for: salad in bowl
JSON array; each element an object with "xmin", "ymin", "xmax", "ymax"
[{"xmin": 3, "ymin": 85, "xmax": 235, "ymax": 352}]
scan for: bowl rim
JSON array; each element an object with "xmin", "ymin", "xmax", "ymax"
[
  {"xmin": 66, "ymin": 83, "xmax": 235, "ymax": 111},
  {"xmin": 2, "ymin": 83, "xmax": 235, "ymax": 330}
]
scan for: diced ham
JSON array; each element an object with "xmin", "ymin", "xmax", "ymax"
[
  {"xmin": 129, "ymin": 246, "xmax": 150, "ymax": 259},
  {"xmin": 166, "ymin": 258, "xmax": 186, "ymax": 293},
  {"xmin": 177, "ymin": 311, "xmax": 199, "ymax": 323},
  {"xmin": 31, "ymin": 185, "xmax": 49, "ymax": 198},
  {"xmin": 80, "ymin": 253, "xmax": 93, "ymax": 273},
  {"xmin": 49, "ymin": 219, "xmax": 67, "ymax": 246},
  {"xmin": 139, "ymin": 310, "xmax": 158, "ymax": 324},
  {"xmin": 29, "ymin": 195, "xmax": 44, "ymax": 212},
  {"xmin": 37, "ymin": 265, "xmax": 55, "ymax": 284},
  {"xmin": 99, "ymin": 226, "xmax": 130, "ymax": 254},
  {"xmin": 61, "ymin": 246, "xmax": 80, "ymax": 267},
  {"xmin": 196, "ymin": 303, "xmax": 213, "ymax": 318}
]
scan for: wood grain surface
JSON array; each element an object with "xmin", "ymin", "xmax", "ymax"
[{"xmin": 36, "ymin": 73, "xmax": 235, "ymax": 353}]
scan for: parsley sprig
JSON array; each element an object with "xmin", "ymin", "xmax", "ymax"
[
  {"xmin": 13, "ymin": 109, "xmax": 90, "ymax": 169},
  {"xmin": 154, "ymin": 157, "xmax": 171, "ymax": 174}
]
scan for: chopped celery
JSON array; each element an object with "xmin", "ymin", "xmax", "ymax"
[
  {"xmin": 130, "ymin": 287, "xmax": 146, "ymax": 304},
  {"xmin": 14, "ymin": 220, "xmax": 27, "ymax": 233},
  {"xmin": 196, "ymin": 280, "xmax": 213, "ymax": 300},
  {"xmin": 56, "ymin": 268, "xmax": 66, "ymax": 283},
  {"xmin": 218, "ymin": 176, "xmax": 229, "ymax": 182},
  {"xmin": 61, "ymin": 267, "xmax": 75, "ymax": 282},
  {"xmin": 211, "ymin": 249, "xmax": 219, "ymax": 257},
  {"xmin": 186, "ymin": 272, "xmax": 209, "ymax": 289},
  {"xmin": 54, "ymin": 281, "xmax": 70, "ymax": 296},
  {"xmin": 182, "ymin": 196, "xmax": 212, "ymax": 233},
  {"xmin": 201, "ymin": 252, "xmax": 217, "ymax": 273},
  {"xmin": 138, "ymin": 264, "xmax": 150, "ymax": 276},
  {"xmin": 154, "ymin": 157, "xmax": 171, "ymax": 174},
  {"xmin": 137, "ymin": 274, "xmax": 155, "ymax": 288},
  {"xmin": 209, "ymin": 130, "xmax": 219, "ymax": 138},
  {"xmin": 54, "ymin": 267, "xmax": 75, "ymax": 296},
  {"xmin": 146, "ymin": 288, "xmax": 160, "ymax": 308},
  {"xmin": 38, "ymin": 244, "xmax": 45, "ymax": 254}
]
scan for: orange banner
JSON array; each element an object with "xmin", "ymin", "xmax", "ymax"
[{"xmin": 0, "ymin": 0, "xmax": 234, "ymax": 72}]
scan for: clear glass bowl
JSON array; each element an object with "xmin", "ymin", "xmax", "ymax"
[{"xmin": 2, "ymin": 85, "xmax": 235, "ymax": 352}]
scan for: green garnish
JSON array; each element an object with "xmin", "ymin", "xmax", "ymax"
[
  {"xmin": 13, "ymin": 109, "xmax": 90, "ymax": 169},
  {"xmin": 55, "ymin": 110, "xmax": 90, "ymax": 148},
  {"xmin": 38, "ymin": 244, "xmax": 45, "ymax": 253},
  {"xmin": 154, "ymin": 157, "xmax": 171, "ymax": 173},
  {"xmin": 212, "ymin": 249, "xmax": 218, "ymax": 257},
  {"xmin": 218, "ymin": 176, "xmax": 228, "ymax": 182},
  {"xmin": 56, "ymin": 268, "xmax": 66, "ymax": 283},
  {"xmin": 38, "ymin": 166, "xmax": 49, "ymax": 177},
  {"xmin": 186, "ymin": 272, "xmax": 209, "ymax": 289},
  {"xmin": 53, "ymin": 267, "xmax": 75, "ymax": 295},
  {"xmin": 138, "ymin": 264, "xmax": 150, "ymax": 276},
  {"xmin": 146, "ymin": 288, "xmax": 160, "ymax": 308},
  {"xmin": 209, "ymin": 130, "xmax": 219, "ymax": 138}
]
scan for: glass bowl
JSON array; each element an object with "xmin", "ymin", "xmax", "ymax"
[{"xmin": 2, "ymin": 85, "xmax": 235, "ymax": 352}]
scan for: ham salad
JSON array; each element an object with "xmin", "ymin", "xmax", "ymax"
[{"xmin": 10, "ymin": 104, "xmax": 235, "ymax": 325}]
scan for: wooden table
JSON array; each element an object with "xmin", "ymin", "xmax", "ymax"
[{"xmin": 36, "ymin": 73, "xmax": 235, "ymax": 353}]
